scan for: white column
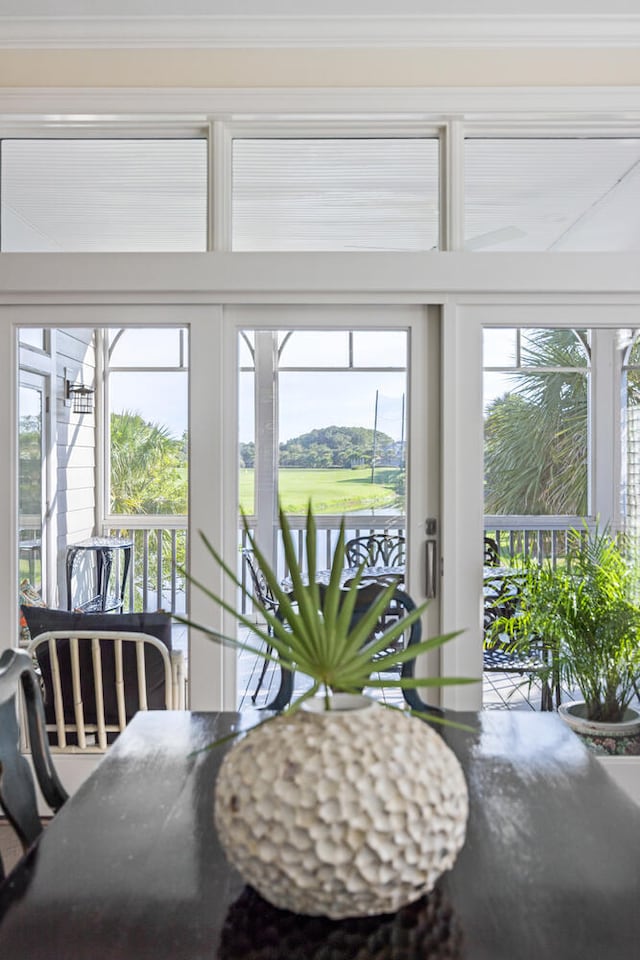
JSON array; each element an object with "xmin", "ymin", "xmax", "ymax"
[
  {"xmin": 590, "ymin": 328, "xmax": 621, "ymax": 530},
  {"xmin": 253, "ymin": 330, "xmax": 279, "ymax": 566}
]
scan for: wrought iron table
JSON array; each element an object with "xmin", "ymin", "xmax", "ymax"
[
  {"xmin": 65, "ymin": 535, "xmax": 133, "ymax": 612},
  {"xmin": 0, "ymin": 710, "xmax": 638, "ymax": 959}
]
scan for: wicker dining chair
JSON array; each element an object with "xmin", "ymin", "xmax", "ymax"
[{"xmin": 25, "ymin": 629, "xmax": 183, "ymax": 751}]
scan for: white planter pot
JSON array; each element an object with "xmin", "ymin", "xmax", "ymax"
[
  {"xmin": 214, "ymin": 694, "xmax": 468, "ymax": 919},
  {"xmin": 558, "ymin": 701, "xmax": 640, "ymax": 739}
]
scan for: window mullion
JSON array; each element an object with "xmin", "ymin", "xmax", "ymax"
[{"xmin": 442, "ymin": 118, "xmax": 464, "ymax": 251}]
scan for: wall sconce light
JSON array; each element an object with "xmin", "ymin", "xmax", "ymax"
[{"xmin": 65, "ymin": 372, "xmax": 95, "ymax": 415}]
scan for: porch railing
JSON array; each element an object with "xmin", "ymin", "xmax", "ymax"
[
  {"xmin": 104, "ymin": 514, "xmax": 596, "ymax": 617},
  {"xmin": 485, "ymin": 515, "xmax": 597, "ymax": 566},
  {"xmin": 239, "ymin": 514, "xmax": 405, "ymax": 614},
  {"xmin": 106, "ymin": 523, "xmax": 187, "ymax": 615}
]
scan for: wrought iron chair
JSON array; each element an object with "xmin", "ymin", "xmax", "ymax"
[
  {"xmin": 483, "ymin": 572, "xmax": 560, "ymax": 711},
  {"xmin": 242, "ymin": 548, "xmax": 281, "ymax": 703},
  {"xmin": 0, "ymin": 648, "xmax": 68, "ymax": 881},
  {"xmin": 266, "ymin": 582, "xmax": 442, "ymax": 719},
  {"xmin": 484, "ymin": 536, "xmax": 500, "ymax": 566},
  {"xmin": 344, "ymin": 533, "xmax": 405, "ymax": 569}
]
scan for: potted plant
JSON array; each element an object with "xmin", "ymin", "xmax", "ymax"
[
  {"xmin": 180, "ymin": 505, "xmax": 475, "ymax": 919},
  {"xmin": 488, "ymin": 525, "xmax": 640, "ymax": 741}
]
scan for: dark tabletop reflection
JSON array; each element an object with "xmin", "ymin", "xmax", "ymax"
[{"xmin": 218, "ymin": 885, "xmax": 463, "ymax": 960}]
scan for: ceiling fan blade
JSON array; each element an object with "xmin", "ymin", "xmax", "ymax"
[{"xmin": 465, "ymin": 226, "xmax": 526, "ymax": 250}]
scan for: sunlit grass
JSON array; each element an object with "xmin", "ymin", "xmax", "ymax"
[{"xmin": 239, "ymin": 467, "xmax": 402, "ymax": 515}]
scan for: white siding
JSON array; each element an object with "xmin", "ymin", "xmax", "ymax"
[{"xmin": 55, "ymin": 328, "xmax": 96, "ymax": 608}]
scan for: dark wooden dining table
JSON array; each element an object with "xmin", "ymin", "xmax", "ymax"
[{"xmin": 0, "ymin": 708, "xmax": 639, "ymax": 960}]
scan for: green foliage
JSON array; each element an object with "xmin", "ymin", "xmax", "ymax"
[
  {"xmin": 180, "ymin": 505, "xmax": 474, "ymax": 715},
  {"xmin": 239, "ymin": 467, "xmax": 402, "ymax": 515},
  {"xmin": 488, "ymin": 525, "xmax": 640, "ymax": 722},
  {"xmin": 279, "ymin": 426, "xmax": 396, "ymax": 469},
  {"xmin": 19, "ymin": 415, "xmax": 42, "ymax": 516},
  {"xmin": 239, "ymin": 441, "xmax": 255, "ymax": 468},
  {"xmin": 110, "ymin": 411, "xmax": 188, "ymax": 610},
  {"xmin": 110, "ymin": 411, "xmax": 187, "ymax": 515},
  {"xmin": 484, "ymin": 329, "xmax": 588, "ymax": 515}
]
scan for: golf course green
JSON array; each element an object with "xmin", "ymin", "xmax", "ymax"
[{"xmin": 239, "ymin": 467, "xmax": 403, "ymax": 514}]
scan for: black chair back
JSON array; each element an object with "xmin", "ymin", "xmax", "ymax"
[
  {"xmin": 484, "ymin": 536, "xmax": 500, "ymax": 566},
  {"xmin": 242, "ymin": 549, "xmax": 279, "ymax": 618},
  {"xmin": 266, "ymin": 583, "xmax": 441, "ymax": 719},
  {"xmin": 0, "ymin": 649, "xmax": 68, "ymax": 881},
  {"xmin": 345, "ymin": 534, "xmax": 405, "ymax": 568}
]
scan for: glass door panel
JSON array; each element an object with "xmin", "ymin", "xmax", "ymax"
[
  {"xmin": 237, "ymin": 324, "xmax": 416, "ymax": 710},
  {"xmin": 19, "ymin": 379, "xmax": 45, "ymax": 594}
]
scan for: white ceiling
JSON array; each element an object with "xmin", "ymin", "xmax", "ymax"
[{"xmin": 1, "ymin": 2, "xmax": 639, "ymax": 15}]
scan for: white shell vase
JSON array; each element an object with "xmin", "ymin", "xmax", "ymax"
[{"xmin": 214, "ymin": 694, "xmax": 469, "ymax": 919}]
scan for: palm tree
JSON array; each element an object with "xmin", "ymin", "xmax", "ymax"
[
  {"xmin": 484, "ymin": 329, "xmax": 589, "ymax": 515},
  {"xmin": 110, "ymin": 411, "xmax": 187, "ymax": 515},
  {"xmin": 110, "ymin": 411, "xmax": 188, "ymax": 610}
]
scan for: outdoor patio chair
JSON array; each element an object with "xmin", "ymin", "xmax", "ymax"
[
  {"xmin": 484, "ymin": 536, "xmax": 500, "ymax": 566},
  {"xmin": 242, "ymin": 548, "xmax": 281, "ymax": 702},
  {"xmin": 265, "ymin": 582, "xmax": 442, "ymax": 719},
  {"xmin": 21, "ymin": 608, "xmax": 184, "ymax": 750},
  {"xmin": 344, "ymin": 533, "xmax": 405, "ymax": 569},
  {"xmin": 483, "ymin": 576, "xmax": 560, "ymax": 711},
  {"xmin": 0, "ymin": 648, "xmax": 68, "ymax": 881}
]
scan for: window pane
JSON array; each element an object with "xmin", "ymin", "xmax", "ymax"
[
  {"xmin": 483, "ymin": 329, "xmax": 518, "ymax": 368},
  {"xmin": 1, "ymin": 140, "xmax": 207, "ymax": 251},
  {"xmin": 239, "ymin": 370, "xmax": 255, "ymax": 516},
  {"xmin": 232, "ymin": 138, "xmax": 439, "ymax": 251},
  {"xmin": 466, "ymin": 139, "xmax": 640, "ymax": 251},
  {"xmin": 626, "ymin": 336, "xmax": 640, "ymax": 544},
  {"xmin": 239, "ymin": 332, "xmax": 255, "ymax": 369},
  {"xmin": 352, "ymin": 331, "xmax": 407, "ymax": 367},
  {"xmin": 520, "ymin": 328, "xmax": 590, "ymax": 368},
  {"xmin": 109, "ymin": 371, "xmax": 187, "ymax": 515},
  {"xmin": 19, "ymin": 328, "xmax": 46, "ymax": 351},
  {"xmin": 279, "ymin": 331, "xmax": 350, "ymax": 368},
  {"xmin": 484, "ymin": 328, "xmax": 588, "ymax": 515},
  {"xmin": 108, "ymin": 328, "xmax": 186, "ymax": 368},
  {"xmin": 19, "ymin": 385, "xmax": 43, "ymax": 591}
]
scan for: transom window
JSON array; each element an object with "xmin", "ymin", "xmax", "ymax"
[
  {"xmin": 1, "ymin": 139, "xmax": 207, "ymax": 251},
  {"xmin": 466, "ymin": 138, "xmax": 640, "ymax": 251},
  {"xmin": 231, "ymin": 138, "xmax": 440, "ymax": 251}
]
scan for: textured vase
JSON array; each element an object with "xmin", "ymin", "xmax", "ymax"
[{"xmin": 214, "ymin": 695, "xmax": 469, "ymax": 919}]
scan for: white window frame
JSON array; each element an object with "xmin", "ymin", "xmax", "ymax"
[{"xmin": 99, "ymin": 326, "xmax": 189, "ymax": 534}]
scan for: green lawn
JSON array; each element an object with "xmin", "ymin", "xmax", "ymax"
[{"xmin": 239, "ymin": 467, "xmax": 402, "ymax": 514}]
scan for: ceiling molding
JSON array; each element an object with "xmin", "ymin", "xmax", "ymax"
[{"xmin": 3, "ymin": 15, "xmax": 640, "ymax": 49}]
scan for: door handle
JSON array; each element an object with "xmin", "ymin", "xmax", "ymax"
[{"xmin": 425, "ymin": 518, "xmax": 438, "ymax": 599}]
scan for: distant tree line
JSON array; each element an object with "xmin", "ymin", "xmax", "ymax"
[{"xmin": 240, "ymin": 425, "xmax": 398, "ymax": 469}]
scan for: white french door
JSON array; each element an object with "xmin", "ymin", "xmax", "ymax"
[{"xmin": 225, "ymin": 304, "xmax": 442, "ymax": 708}]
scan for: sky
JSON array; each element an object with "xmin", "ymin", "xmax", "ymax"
[
  {"xmin": 111, "ymin": 369, "xmax": 406, "ymax": 443},
  {"xmin": 110, "ymin": 328, "xmax": 408, "ymax": 442},
  {"xmin": 109, "ymin": 326, "xmax": 516, "ymax": 439}
]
